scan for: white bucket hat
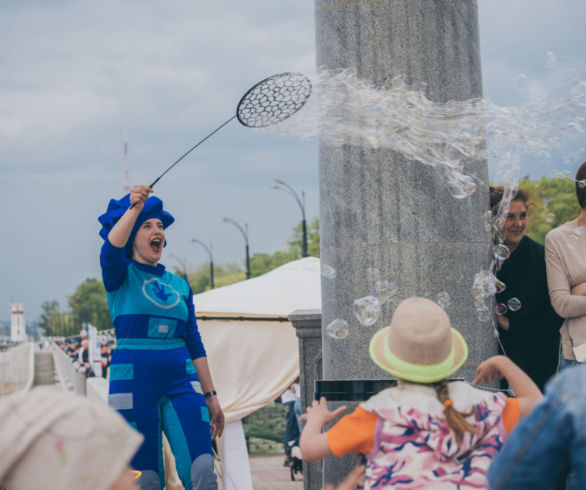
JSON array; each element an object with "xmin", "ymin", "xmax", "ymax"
[{"xmin": 0, "ymin": 387, "xmax": 142, "ymax": 490}]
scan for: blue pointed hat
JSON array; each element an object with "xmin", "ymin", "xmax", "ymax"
[{"xmin": 98, "ymin": 194, "xmax": 175, "ymax": 257}]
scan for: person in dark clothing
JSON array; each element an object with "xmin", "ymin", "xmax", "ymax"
[
  {"xmin": 490, "ymin": 187, "xmax": 563, "ymax": 391},
  {"xmin": 280, "ymin": 380, "xmax": 301, "ymax": 467}
]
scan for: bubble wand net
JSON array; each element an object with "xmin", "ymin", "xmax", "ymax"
[{"xmin": 132, "ymin": 72, "xmax": 312, "ymax": 202}]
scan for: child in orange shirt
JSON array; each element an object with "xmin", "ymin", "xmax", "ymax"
[{"xmin": 300, "ymin": 297, "xmax": 542, "ymax": 489}]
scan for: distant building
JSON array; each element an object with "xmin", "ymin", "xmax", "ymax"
[{"xmin": 10, "ymin": 302, "xmax": 26, "ymax": 342}]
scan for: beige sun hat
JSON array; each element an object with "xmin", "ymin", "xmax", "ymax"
[
  {"xmin": 369, "ymin": 297, "xmax": 468, "ymax": 383},
  {"xmin": 0, "ymin": 387, "xmax": 142, "ymax": 490}
]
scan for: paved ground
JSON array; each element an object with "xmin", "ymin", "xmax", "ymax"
[{"xmin": 249, "ymin": 454, "xmax": 304, "ymax": 490}]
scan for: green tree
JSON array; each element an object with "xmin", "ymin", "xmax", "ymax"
[
  {"xmin": 185, "ymin": 263, "xmax": 213, "ymax": 293},
  {"xmin": 187, "ymin": 262, "xmax": 247, "ymax": 293},
  {"xmin": 68, "ymin": 278, "xmax": 113, "ymax": 332},
  {"xmin": 250, "ymin": 250, "xmax": 298, "ymax": 278},
  {"xmin": 210, "ymin": 263, "xmax": 247, "ymax": 288},
  {"xmin": 53, "ymin": 311, "xmax": 76, "ymax": 337},
  {"xmin": 38, "ymin": 300, "xmax": 60, "ymax": 336},
  {"xmin": 287, "ymin": 217, "xmax": 320, "ymax": 258},
  {"xmin": 519, "ymin": 176, "xmax": 580, "ymax": 244}
]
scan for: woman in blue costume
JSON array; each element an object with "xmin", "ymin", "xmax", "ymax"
[{"xmin": 98, "ymin": 185, "xmax": 224, "ymax": 490}]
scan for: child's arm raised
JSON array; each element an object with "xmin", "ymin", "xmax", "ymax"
[
  {"xmin": 473, "ymin": 355, "xmax": 542, "ymax": 417},
  {"xmin": 299, "ymin": 397, "xmax": 347, "ymax": 461}
]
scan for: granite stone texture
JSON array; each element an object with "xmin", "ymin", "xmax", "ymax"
[
  {"xmin": 314, "ymin": 0, "xmax": 495, "ymax": 485},
  {"xmin": 315, "ymin": 0, "xmax": 494, "ymax": 382}
]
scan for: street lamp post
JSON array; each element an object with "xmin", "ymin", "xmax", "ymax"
[
  {"xmin": 169, "ymin": 253, "xmax": 189, "ymax": 281},
  {"xmin": 192, "ymin": 239, "xmax": 215, "ymax": 289},
  {"xmin": 271, "ymin": 179, "xmax": 308, "ymax": 257},
  {"xmin": 222, "ymin": 217, "xmax": 251, "ymax": 279}
]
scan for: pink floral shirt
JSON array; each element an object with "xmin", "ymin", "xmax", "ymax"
[{"xmin": 327, "ymin": 382, "xmax": 518, "ymax": 489}]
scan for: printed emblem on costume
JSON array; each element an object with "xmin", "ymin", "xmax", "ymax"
[{"xmin": 142, "ymin": 278, "xmax": 181, "ymax": 309}]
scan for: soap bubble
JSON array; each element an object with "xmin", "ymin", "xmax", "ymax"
[
  {"xmin": 267, "ymin": 67, "xmax": 586, "ymax": 208},
  {"xmin": 352, "ymin": 296, "xmax": 381, "ymax": 327},
  {"xmin": 493, "ymin": 244, "xmax": 511, "ymax": 261},
  {"xmin": 495, "ymin": 278, "xmax": 506, "ymax": 294},
  {"xmin": 507, "ymin": 297, "xmax": 522, "ymax": 312},
  {"xmin": 321, "ymin": 263, "xmax": 337, "ymax": 279},
  {"xmin": 444, "ymin": 172, "xmax": 477, "ymax": 199},
  {"xmin": 373, "ymin": 280, "xmax": 398, "ymax": 304},
  {"xmin": 437, "ymin": 292, "xmax": 451, "ymax": 309},
  {"xmin": 492, "ymin": 328, "xmax": 500, "ymax": 338},
  {"xmin": 474, "ymin": 296, "xmax": 486, "ymax": 308},
  {"xmin": 326, "ymin": 319, "xmax": 349, "ymax": 340},
  {"xmin": 472, "ymin": 270, "xmax": 498, "ymax": 299},
  {"xmin": 477, "ymin": 306, "xmax": 491, "ymax": 322},
  {"xmin": 496, "ymin": 303, "xmax": 508, "ymax": 315}
]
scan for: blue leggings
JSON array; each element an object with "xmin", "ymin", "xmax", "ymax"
[{"xmin": 108, "ymin": 344, "xmax": 217, "ymax": 490}]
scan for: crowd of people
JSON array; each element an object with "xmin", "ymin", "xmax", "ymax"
[
  {"xmin": 58, "ymin": 332, "xmax": 113, "ymax": 379},
  {"xmin": 1, "ymin": 162, "xmax": 585, "ymax": 490}
]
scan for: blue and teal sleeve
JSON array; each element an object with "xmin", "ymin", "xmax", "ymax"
[
  {"xmin": 182, "ymin": 285, "xmax": 206, "ymax": 360},
  {"xmin": 100, "ymin": 239, "xmax": 130, "ymax": 292}
]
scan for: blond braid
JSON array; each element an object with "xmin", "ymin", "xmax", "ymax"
[{"xmin": 432, "ymin": 379, "xmax": 477, "ymax": 444}]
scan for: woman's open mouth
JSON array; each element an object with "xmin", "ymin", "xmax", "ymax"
[{"xmin": 150, "ymin": 238, "xmax": 162, "ymax": 253}]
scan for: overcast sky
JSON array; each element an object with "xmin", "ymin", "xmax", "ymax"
[{"xmin": 1, "ymin": 0, "xmax": 585, "ymax": 321}]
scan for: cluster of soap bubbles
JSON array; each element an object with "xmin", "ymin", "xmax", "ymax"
[
  {"xmin": 267, "ymin": 65, "xmax": 586, "ymax": 201},
  {"xmin": 471, "ymin": 268, "xmax": 505, "ymax": 326},
  {"xmin": 322, "ymin": 263, "xmax": 456, "ymax": 340},
  {"xmin": 298, "ymin": 57, "xmax": 586, "ymax": 343},
  {"xmin": 322, "ymin": 265, "xmax": 399, "ymax": 340}
]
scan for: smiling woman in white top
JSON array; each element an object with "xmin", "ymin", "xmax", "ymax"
[{"xmin": 545, "ymin": 161, "xmax": 586, "ymax": 369}]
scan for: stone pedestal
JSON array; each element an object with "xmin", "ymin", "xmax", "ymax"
[
  {"xmin": 314, "ymin": 0, "xmax": 495, "ymax": 485},
  {"xmin": 290, "ymin": 309, "xmax": 322, "ymax": 490}
]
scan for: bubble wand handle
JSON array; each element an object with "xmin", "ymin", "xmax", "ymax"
[
  {"xmin": 129, "ymin": 115, "xmax": 237, "ymax": 209},
  {"xmin": 127, "ymin": 72, "xmax": 312, "ymax": 209}
]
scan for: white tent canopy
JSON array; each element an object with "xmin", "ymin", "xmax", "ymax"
[
  {"xmin": 195, "ymin": 256, "xmax": 321, "ymax": 318},
  {"xmin": 194, "ymin": 256, "xmax": 321, "ymax": 423}
]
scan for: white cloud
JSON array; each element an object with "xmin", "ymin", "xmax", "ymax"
[{"xmin": 1, "ymin": 0, "xmax": 585, "ymax": 319}]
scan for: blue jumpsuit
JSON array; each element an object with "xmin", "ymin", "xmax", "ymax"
[{"xmin": 101, "ymin": 239, "xmax": 217, "ymax": 490}]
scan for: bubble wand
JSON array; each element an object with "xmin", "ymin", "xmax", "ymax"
[{"xmin": 130, "ymin": 72, "xmax": 312, "ymax": 207}]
